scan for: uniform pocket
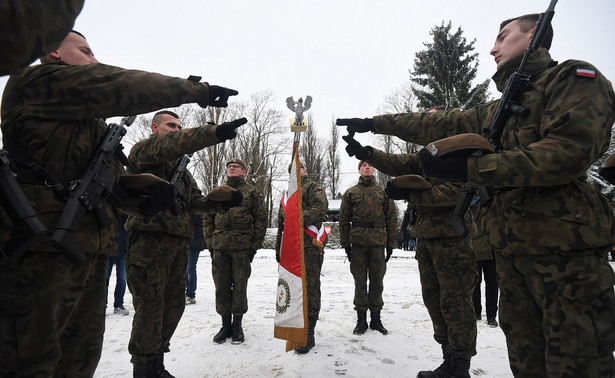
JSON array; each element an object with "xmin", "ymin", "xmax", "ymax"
[{"xmin": 0, "ymin": 292, "xmax": 35, "ymax": 363}]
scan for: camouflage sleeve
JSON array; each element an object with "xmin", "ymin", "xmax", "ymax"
[
  {"xmin": 0, "ymin": 0, "xmax": 84, "ymax": 75},
  {"xmin": 468, "ymin": 63, "xmax": 615, "ymax": 187},
  {"xmin": 186, "ymin": 174, "xmax": 224, "ymax": 215},
  {"xmin": 368, "ymin": 148, "xmax": 420, "ymax": 176},
  {"xmin": 128, "ymin": 127, "xmax": 220, "ymax": 169},
  {"xmin": 383, "ymin": 195, "xmax": 398, "ymax": 248},
  {"xmin": 3, "ymin": 62, "xmax": 211, "ymax": 122},
  {"xmin": 338, "ymin": 190, "xmax": 352, "ymax": 248},
  {"xmin": 203, "ymin": 212, "xmax": 215, "ymax": 248},
  {"xmin": 250, "ymin": 189, "xmax": 267, "ymax": 250},
  {"xmin": 407, "ymin": 181, "xmax": 463, "ymax": 208},
  {"xmin": 303, "ymin": 183, "xmax": 328, "ymax": 227},
  {"xmin": 275, "ymin": 202, "xmax": 284, "ymax": 254}
]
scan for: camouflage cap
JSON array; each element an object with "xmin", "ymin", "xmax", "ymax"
[
  {"xmin": 389, "ymin": 174, "xmax": 432, "ymax": 191},
  {"xmin": 226, "ymin": 158, "xmax": 247, "ymax": 170},
  {"xmin": 205, "ymin": 185, "xmax": 237, "ymax": 201},
  {"xmin": 425, "ymin": 133, "xmax": 495, "ymax": 157},
  {"xmin": 117, "ymin": 173, "xmax": 169, "ymax": 194}
]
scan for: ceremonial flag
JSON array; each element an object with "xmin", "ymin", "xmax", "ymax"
[{"xmin": 274, "ymin": 147, "xmax": 308, "ymax": 352}]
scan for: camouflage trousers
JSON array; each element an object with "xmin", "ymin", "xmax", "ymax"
[
  {"xmin": 496, "ymin": 251, "xmax": 615, "ymax": 378},
  {"xmin": 126, "ymin": 231, "xmax": 188, "ymax": 364},
  {"xmin": 0, "ymin": 252, "xmax": 107, "ymax": 377},
  {"xmin": 212, "ymin": 249, "xmax": 252, "ymax": 316},
  {"xmin": 304, "ymin": 244, "xmax": 324, "ymax": 318},
  {"xmin": 416, "ymin": 237, "xmax": 478, "ymax": 360},
  {"xmin": 349, "ymin": 244, "xmax": 387, "ymax": 312}
]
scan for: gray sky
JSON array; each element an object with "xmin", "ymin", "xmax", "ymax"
[{"xmin": 1, "ymin": 0, "xmax": 614, "ymax": 192}]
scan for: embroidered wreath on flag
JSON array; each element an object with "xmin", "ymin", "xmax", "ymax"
[{"xmin": 276, "ymin": 278, "xmax": 291, "ymax": 314}]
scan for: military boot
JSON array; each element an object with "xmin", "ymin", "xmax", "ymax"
[
  {"xmin": 417, "ymin": 345, "xmax": 451, "ymax": 378},
  {"xmin": 369, "ymin": 310, "xmax": 388, "ymax": 335},
  {"xmin": 132, "ymin": 360, "xmax": 155, "ymax": 378},
  {"xmin": 353, "ymin": 310, "xmax": 368, "ymax": 335},
  {"xmin": 443, "ymin": 356, "xmax": 470, "ymax": 378},
  {"xmin": 152, "ymin": 354, "xmax": 175, "ymax": 378},
  {"xmin": 213, "ymin": 314, "xmax": 232, "ymax": 344},
  {"xmin": 231, "ymin": 314, "xmax": 245, "ymax": 344},
  {"xmin": 295, "ymin": 317, "xmax": 317, "ymax": 354}
]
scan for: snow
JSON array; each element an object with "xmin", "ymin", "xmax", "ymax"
[{"xmin": 96, "ymin": 249, "xmax": 513, "ymax": 377}]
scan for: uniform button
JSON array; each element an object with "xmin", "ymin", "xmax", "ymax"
[
  {"xmin": 512, "ymin": 200, "xmax": 519, "ymax": 206},
  {"xmin": 575, "ymin": 213, "xmax": 582, "ymax": 219}
]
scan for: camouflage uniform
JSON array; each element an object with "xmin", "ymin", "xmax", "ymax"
[
  {"xmin": 275, "ymin": 176, "xmax": 328, "ymax": 319},
  {"xmin": 372, "ymin": 49, "xmax": 615, "ymax": 377},
  {"xmin": 126, "ymin": 128, "xmax": 227, "ymax": 364},
  {"xmin": 0, "ymin": 0, "xmax": 84, "ymax": 75},
  {"xmin": 0, "ymin": 61, "xmax": 219, "ymax": 376},
  {"xmin": 365, "ymin": 150, "xmax": 477, "ymax": 359},
  {"xmin": 203, "ymin": 177, "xmax": 266, "ymax": 317},
  {"xmin": 339, "ymin": 176, "xmax": 397, "ymax": 313}
]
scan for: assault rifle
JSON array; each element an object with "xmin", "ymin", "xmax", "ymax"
[
  {"xmin": 451, "ymin": 0, "xmax": 557, "ymax": 236},
  {"xmin": 50, "ymin": 115, "xmax": 136, "ymax": 263},
  {"xmin": 169, "ymin": 154, "xmax": 191, "ymax": 216},
  {"xmin": 0, "ymin": 150, "xmax": 47, "ymax": 259}
]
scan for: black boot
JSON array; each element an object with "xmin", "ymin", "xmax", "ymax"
[
  {"xmin": 443, "ymin": 356, "xmax": 470, "ymax": 378},
  {"xmin": 133, "ymin": 360, "xmax": 155, "ymax": 378},
  {"xmin": 213, "ymin": 314, "xmax": 232, "ymax": 344},
  {"xmin": 353, "ymin": 310, "xmax": 368, "ymax": 335},
  {"xmin": 231, "ymin": 314, "xmax": 245, "ymax": 344},
  {"xmin": 295, "ymin": 317, "xmax": 317, "ymax": 354},
  {"xmin": 417, "ymin": 345, "xmax": 451, "ymax": 378},
  {"xmin": 152, "ymin": 354, "xmax": 175, "ymax": 378},
  {"xmin": 369, "ymin": 310, "xmax": 388, "ymax": 335}
]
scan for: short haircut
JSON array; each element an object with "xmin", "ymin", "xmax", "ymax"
[
  {"xmin": 40, "ymin": 30, "xmax": 87, "ymax": 63},
  {"xmin": 499, "ymin": 13, "xmax": 553, "ymax": 50},
  {"xmin": 152, "ymin": 110, "xmax": 179, "ymax": 124}
]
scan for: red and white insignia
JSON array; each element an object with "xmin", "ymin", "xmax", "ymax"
[{"xmin": 576, "ymin": 68, "xmax": 596, "ymax": 78}]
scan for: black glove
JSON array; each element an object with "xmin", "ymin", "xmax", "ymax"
[
  {"xmin": 599, "ymin": 167, "xmax": 615, "ymax": 185},
  {"xmin": 342, "ymin": 135, "xmax": 371, "ymax": 160},
  {"xmin": 249, "ymin": 249, "xmax": 257, "ymax": 263},
  {"xmin": 336, "ymin": 118, "xmax": 375, "ymax": 134},
  {"xmin": 215, "ymin": 117, "xmax": 248, "ymax": 141},
  {"xmin": 138, "ymin": 182, "xmax": 175, "ymax": 216},
  {"xmin": 418, "ymin": 148, "xmax": 468, "ymax": 182},
  {"xmin": 385, "ymin": 181, "xmax": 410, "ymax": 200},
  {"xmin": 385, "ymin": 247, "xmax": 393, "ymax": 262},
  {"xmin": 221, "ymin": 190, "xmax": 243, "ymax": 210},
  {"xmin": 207, "ymin": 84, "xmax": 238, "ymax": 107},
  {"xmin": 275, "ymin": 249, "xmax": 280, "ymax": 263},
  {"xmin": 345, "ymin": 247, "xmax": 352, "ymax": 262},
  {"xmin": 210, "ymin": 249, "xmax": 214, "ymax": 258}
]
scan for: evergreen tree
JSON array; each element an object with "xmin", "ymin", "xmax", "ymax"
[{"xmin": 411, "ymin": 21, "xmax": 490, "ymax": 111}]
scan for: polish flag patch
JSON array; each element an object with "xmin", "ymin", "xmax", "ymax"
[{"xmin": 576, "ymin": 68, "xmax": 596, "ymax": 78}]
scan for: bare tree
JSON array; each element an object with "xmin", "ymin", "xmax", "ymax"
[
  {"xmin": 325, "ymin": 118, "xmax": 341, "ymax": 198},
  {"xmin": 300, "ymin": 113, "xmax": 326, "ymax": 186}
]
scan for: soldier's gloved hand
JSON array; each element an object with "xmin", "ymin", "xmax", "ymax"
[
  {"xmin": 249, "ymin": 249, "xmax": 257, "ymax": 263},
  {"xmin": 336, "ymin": 118, "xmax": 375, "ymax": 133},
  {"xmin": 599, "ymin": 167, "xmax": 615, "ymax": 185},
  {"xmin": 275, "ymin": 249, "xmax": 281, "ymax": 263},
  {"xmin": 210, "ymin": 249, "xmax": 214, "ymax": 258},
  {"xmin": 418, "ymin": 148, "xmax": 467, "ymax": 182},
  {"xmin": 138, "ymin": 182, "xmax": 175, "ymax": 216},
  {"xmin": 215, "ymin": 117, "xmax": 248, "ymax": 141},
  {"xmin": 385, "ymin": 181, "xmax": 410, "ymax": 201},
  {"xmin": 207, "ymin": 84, "xmax": 238, "ymax": 107},
  {"xmin": 385, "ymin": 247, "xmax": 393, "ymax": 262},
  {"xmin": 221, "ymin": 190, "xmax": 243, "ymax": 210},
  {"xmin": 345, "ymin": 247, "xmax": 352, "ymax": 262},
  {"xmin": 342, "ymin": 135, "xmax": 372, "ymax": 160}
]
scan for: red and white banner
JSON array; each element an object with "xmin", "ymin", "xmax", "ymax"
[{"xmin": 274, "ymin": 147, "xmax": 308, "ymax": 352}]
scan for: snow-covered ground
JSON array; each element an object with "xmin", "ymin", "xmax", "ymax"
[{"xmin": 96, "ymin": 249, "xmax": 513, "ymax": 377}]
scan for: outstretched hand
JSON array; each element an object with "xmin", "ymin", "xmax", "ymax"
[
  {"xmin": 418, "ymin": 148, "xmax": 467, "ymax": 182},
  {"xmin": 335, "ymin": 118, "xmax": 375, "ymax": 134},
  {"xmin": 221, "ymin": 190, "xmax": 243, "ymax": 210},
  {"xmin": 208, "ymin": 85, "xmax": 239, "ymax": 107},
  {"xmin": 215, "ymin": 117, "xmax": 248, "ymax": 141},
  {"xmin": 341, "ymin": 135, "xmax": 371, "ymax": 160}
]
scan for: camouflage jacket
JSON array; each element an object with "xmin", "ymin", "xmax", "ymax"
[
  {"xmin": 469, "ymin": 204, "xmax": 493, "ymax": 261},
  {"xmin": 373, "ymin": 49, "xmax": 615, "ymax": 255},
  {"xmin": 1, "ymin": 61, "xmax": 213, "ymax": 254},
  {"xmin": 366, "ymin": 148, "xmax": 475, "ymax": 239},
  {"xmin": 0, "ymin": 0, "xmax": 84, "ymax": 75},
  {"xmin": 275, "ymin": 177, "xmax": 329, "ymax": 252},
  {"xmin": 126, "ymin": 129, "xmax": 227, "ymax": 238},
  {"xmin": 203, "ymin": 177, "xmax": 266, "ymax": 251},
  {"xmin": 339, "ymin": 176, "xmax": 397, "ymax": 248}
]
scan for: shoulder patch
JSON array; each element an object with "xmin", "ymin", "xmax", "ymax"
[{"xmin": 576, "ymin": 68, "xmax": 596, "ymax": 78}]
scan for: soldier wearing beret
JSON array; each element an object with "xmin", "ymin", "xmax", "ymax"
[
  {"xmin": 338, "ymin": 13, "xmax": 615, "ymax": 378},
  {"xmin": 204, "ymin": 158, "xmax": 267, "ymax": 345}
]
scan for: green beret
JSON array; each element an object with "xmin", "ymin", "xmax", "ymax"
[
  {"xmin": 389, "ymin": 174, "xmax": 432, "ymax": 191},
  {"xmin": 425, "ymin": 133, "xmax": 494, "ymax": 157}
]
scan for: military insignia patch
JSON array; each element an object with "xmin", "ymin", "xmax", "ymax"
[
  {"xmin": 576, "ymin": 68, "xmax": 596, "ymax": 78},
  {"xmin": 276, "ymin": 278, "xmax": 291, "ymax": 314}
]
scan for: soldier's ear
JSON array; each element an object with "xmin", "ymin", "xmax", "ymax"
[{"xmin": 151, "ymin": 123, "xmax": 159, "ymax": 134}]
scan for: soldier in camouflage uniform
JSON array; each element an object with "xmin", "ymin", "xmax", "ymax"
[
  {"xmin": 339, "ymin": 161, "xmax": 398, "ymax": 336},
  {"xmin": 127, "ymin": 111, "xmax": 245, "ymax": 377},
  {"xmin": 0, "ymin": 0, "xmax": 84, "ymax": 75},
  {"xmin": 275, "ymin": 163, "xmax": 328, "ymax": 354},
  {"xmin": 0, "ymin": 31, "xmax": 238, "ymax": 377},
  {"xmin": 338, "ymin": 13, "xmax": 615, "ymax": 378},
  {"xmin": 203, "ymin": 158, "xmax": 267, "ymax": 345}
]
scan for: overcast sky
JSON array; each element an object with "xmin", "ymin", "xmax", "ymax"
[{"xmin": 1, "ymin": 0, "xmax": 614, "ymax": 191}]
